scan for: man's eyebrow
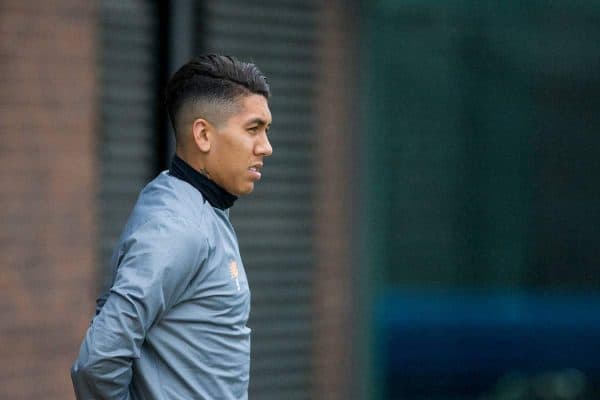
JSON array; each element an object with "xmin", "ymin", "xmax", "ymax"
[{"xmin": 245, "ymin": 117, "xmax": 271, "ymax": 127}]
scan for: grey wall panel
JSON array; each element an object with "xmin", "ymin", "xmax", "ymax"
[{"xmin": 99, "ymin": 0, "xmax": 159, "ymax": 278}]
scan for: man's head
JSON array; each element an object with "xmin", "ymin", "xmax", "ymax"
[{"xmin": 165, "ymin": 54, "xmax": 273, "ymax": 196}]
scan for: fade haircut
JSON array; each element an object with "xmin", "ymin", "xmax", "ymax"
[{"xmin": 165, "ymin": 54, "xmax": 270, "ymax": 136}]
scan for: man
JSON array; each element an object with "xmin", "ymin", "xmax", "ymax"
[{"xmin": 71, "ymin": 54, "xmax": 273, "ymax": 399}]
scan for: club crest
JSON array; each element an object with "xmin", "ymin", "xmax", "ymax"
[{"xmin": 229, "ymin": 260, "xmax": 241, "ymax": 291}]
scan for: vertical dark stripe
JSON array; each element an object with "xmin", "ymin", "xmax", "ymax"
[{"xmin": 99, "ymin": 0, "xmax": 160, "ymax": 283}]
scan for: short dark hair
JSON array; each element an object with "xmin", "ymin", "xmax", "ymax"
[{"xmin": 165, "ymin": 54, "xmax": 270, "ymax": 133}]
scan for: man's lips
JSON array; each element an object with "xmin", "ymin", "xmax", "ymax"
[{"xmin": 248, "ymin": 163, "xmax": 263, "ymax": 179}]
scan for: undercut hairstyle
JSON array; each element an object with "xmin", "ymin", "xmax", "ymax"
[{"xmin": 165, "ymin": 54, "xmax": 270, "ymax": 135}]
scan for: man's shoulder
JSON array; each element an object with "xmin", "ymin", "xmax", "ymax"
[
  {"xmin": 141, "ymin": 171, "xmax": 209, "ymax": 214},
  {"xmin": 118, "ymin": 208, "xmax": 209, "ymax": 259},
  {"xmin": 125, "ymin": 171, "xmax": 213, "ymax": 237}
]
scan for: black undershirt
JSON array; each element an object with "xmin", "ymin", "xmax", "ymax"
[{"xmin": 169, "ymin": 155, "xmax": 237, "ymax": 210}]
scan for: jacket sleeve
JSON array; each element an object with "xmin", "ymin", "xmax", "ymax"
[{"xmin": 71, "ymin": 217, "xmax": 207, "ymax": 399}]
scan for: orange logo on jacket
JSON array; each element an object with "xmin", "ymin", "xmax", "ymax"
[{"xmin": 229, "ymin": 260, "xmax": 241, "ymax": 291}]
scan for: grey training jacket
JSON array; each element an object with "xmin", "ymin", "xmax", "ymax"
[{"xmin": 71, "ymin": 171, "xmax": 251, "ymax": 399}]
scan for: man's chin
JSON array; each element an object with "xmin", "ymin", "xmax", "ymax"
[{"xmin": 235, "ymin": 184, "xmax": 255, "ymax": 196}]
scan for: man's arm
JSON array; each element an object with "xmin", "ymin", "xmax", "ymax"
[{"xmin": 71, "ymin": 217, "xmax": 207, "ymax": 399}]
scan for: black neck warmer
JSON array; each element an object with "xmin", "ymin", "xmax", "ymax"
[{"xmin": 169, "ymin": 155, "xmax": 237, "ymax": 210}]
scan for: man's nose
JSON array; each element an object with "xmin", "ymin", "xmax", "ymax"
[{"xmin": 256, "ymin": 134, "xmax": 273, "ymax": 157}]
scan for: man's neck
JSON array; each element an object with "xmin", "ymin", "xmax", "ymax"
[{"xmin": 169, "ymin": 154, "xmax": 237, "ymax": 210}]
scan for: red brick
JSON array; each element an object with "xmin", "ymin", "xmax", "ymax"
[
  {"xmin": 313, "ymin": 1, "xmax": 358, "ymax": 399},
  {"xmin": 0, "ymin": 2, "xmax": 97, "ymax": 399}
]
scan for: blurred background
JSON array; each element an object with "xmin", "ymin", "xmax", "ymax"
[{"xmin": 1, "ymin": 1, "xmax": 599, "ymax": 399}]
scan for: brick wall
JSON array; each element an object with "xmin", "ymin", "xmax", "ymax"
[
  {"xmin": 0, "ymin": 2, "xmax": 97, "ymax": 399},
  {"xmin": 314, "ymin": 2, "xmax": 359, "ymax": 399}
]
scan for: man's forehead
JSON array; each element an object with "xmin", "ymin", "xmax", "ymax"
[{"xmin": 235, "ymin": 94, "xmax": 272, "ymax": 124}]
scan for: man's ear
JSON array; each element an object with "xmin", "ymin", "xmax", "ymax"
[{"xmin": 192, "ymin": 118, "xmax": 212, "ymax": 152}]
